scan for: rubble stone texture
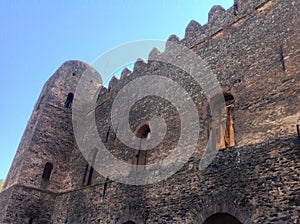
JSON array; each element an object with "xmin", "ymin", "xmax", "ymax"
[{"xmin": 0, "ymin": 0, "xmax": 300, "ymax": 223}]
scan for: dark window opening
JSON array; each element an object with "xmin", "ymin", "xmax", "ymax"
[
  {"xmin": 134, "ymin": 124, "xmax": 151, "ymax": 168},
  {"xmin": 42, "ymin": 162, "xmax": 53, "ymax": 181},
  {"xmin": 203, "ymin": 213, "xmax": 242, "ymax": 224},
  {"xmin": 82, "ymin": 164, "xmax": 89, "ymax": 185},
  {"xmin": 136, "ymin": 124, "xmax": 151, "ymax": 139},
  {"xmin": 123, "ymin": 222, "xmax": 136, "ymax": 224},
  {"xmin": 65, "ymin": 93, "xmax": 74, "ymax": 109},
  {"xmin": 102, "ymin": 176, "xmax": 109, "ymax": 198},
  {"xmin": 87, "ymin": 167, "xmax": 94, "ymax": 186},
  {"xmin": 279, "ymin": 45, "xmax": 286, "ymax": 71},
  {"xmin": 72, "ymin": 72, "xmax": 76, "ymax": 76},
  {"xmin": 28, "ymin": 218, "xmax": 33, "ymax": 224}
]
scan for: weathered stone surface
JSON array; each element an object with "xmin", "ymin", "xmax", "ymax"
[{"xmin": 0, "ymin": 0, "xmax": 300, "ymax": 223}]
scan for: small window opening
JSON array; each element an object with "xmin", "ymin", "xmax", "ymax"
[
  {"xmin": 134, "ymin": 124, "xmax": 151, "ymax": 168},
  {"xmin": 123, "ymin": 221, "xmax": 136, "ymax": 224},
  {"xmin": 65, "ymin": 93, "xmax": 74, "ymax": 109},
  {"xmin": 279, "ymin": 45, "xmax": 286, "ymax": 72},
  {"xmin": 82, "ymin": 164, "xmax": 89, "ymax": 185},
  {"xmin": 42, "ymin": 162, "xmax": 53, "ymax": 181},
  {"xmin": 72, "ymin": 72, "xmax": 76, "ymax": 76},
  {"xmin": 87, "ymin": 167, "xmax": 94, "ymax": 186},
  {"xmin": 136, "ymin": 124, "xmax": 151, "ymax": 139},
  {"xmin": 28, "ymin": 218, "xmax": 33, "ymax": 224},
  {"xmin": 102, "ymin": 176, "xmax": 109, "ymax": 198}
]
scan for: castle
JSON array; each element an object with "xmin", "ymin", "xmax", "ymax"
[{"xmin": 0, "ymin": 0, "xmax": 300, "ymax": 223}]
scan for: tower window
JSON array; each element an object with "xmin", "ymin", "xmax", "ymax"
[
  {"xmin": 42, "ymin": 162, "xmax": 53, "ymax": 181},
  {"xmin": 65, "ymin": 93, "xmax": 74, "ymax": 109}
]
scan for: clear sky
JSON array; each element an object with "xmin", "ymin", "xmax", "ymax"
[{"xmin": 0, "ymin": 0, "xmax": 233, "ymax": 181}]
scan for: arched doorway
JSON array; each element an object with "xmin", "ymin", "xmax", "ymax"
[{"xmin": 203, "ymin": 213, "xmax": 242, "ymax": 224}]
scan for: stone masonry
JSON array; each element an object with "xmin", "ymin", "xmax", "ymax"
[{"xmin": 0, "ymin": 0, "xmax": 299, "ymax": 223}]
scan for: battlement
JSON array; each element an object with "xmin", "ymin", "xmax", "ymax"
[
  {"xmin": 107, "ymin": 0, "xmax": 278, "ymax": 89},
  {"xmin": 1, "ymin": 0, "xmax": 300, "ymax": 223},
  {"xmin": 182, "ymin": 0, "xmax": 276, "ymax": 47}
]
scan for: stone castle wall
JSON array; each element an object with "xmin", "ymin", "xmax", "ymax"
[{"xmin": 0, "ymin": 0, "xmax": 299, "ymax": 223}]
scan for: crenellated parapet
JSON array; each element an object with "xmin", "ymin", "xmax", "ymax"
[
  {"xmin": 96, "ymin": 0, "xmax": 276, "ymax": 96},
  {"xmin": 182, "ymin": 0, "xmax": 274, "ymax": 48}
]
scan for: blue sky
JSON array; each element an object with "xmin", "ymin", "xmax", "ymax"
[{"xmin": 0, "ymin": 0, "xmax": 233, "ymax": 181}]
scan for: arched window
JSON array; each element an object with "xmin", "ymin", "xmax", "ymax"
[
  {"xmin": 134, "ymin": 124, "xmax": 151, "ymax": 168},
  {"xmin": 220, "ymin": 94, "xmax": 235, "ymax": 149},
  {"xmin": 207, "ymin": 93, "xmax": 235, "ymax": 150},
  {"xmin": 203, "ymin": 213, "xmax": 242, "ymax": 224},
  {"xmin": 65, "ymin": 93, "xmax": 74, "ymax": 109},
  {"xmin": 42, "ymin": 162, "xmax": 53, "ymax": 181}
]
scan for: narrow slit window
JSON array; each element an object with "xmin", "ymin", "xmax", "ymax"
[
  {"xmin": 279, "ymin": 45, "xmax": 286, "ymax": 71},
  {"xmin": 65, "ymin": 93, "xmax": 74, "ymax": 109},
  {"xmin": 105, "ymin": 126, "xmax": 110, "ymax": 143},
  {"xmin": 42, "ymin": 162, "xmax": 53, "ymax": 181},
  {"xmin": 87, "ymin": 167, "xmax": 94, "ymax": 186},
  {"xmin": 102, "ymin": 176, "xmax": 109, "ymax": 198},
  {"xmin": 82, "ymin": 164, "xmax": 89, "ymax": 185}
]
